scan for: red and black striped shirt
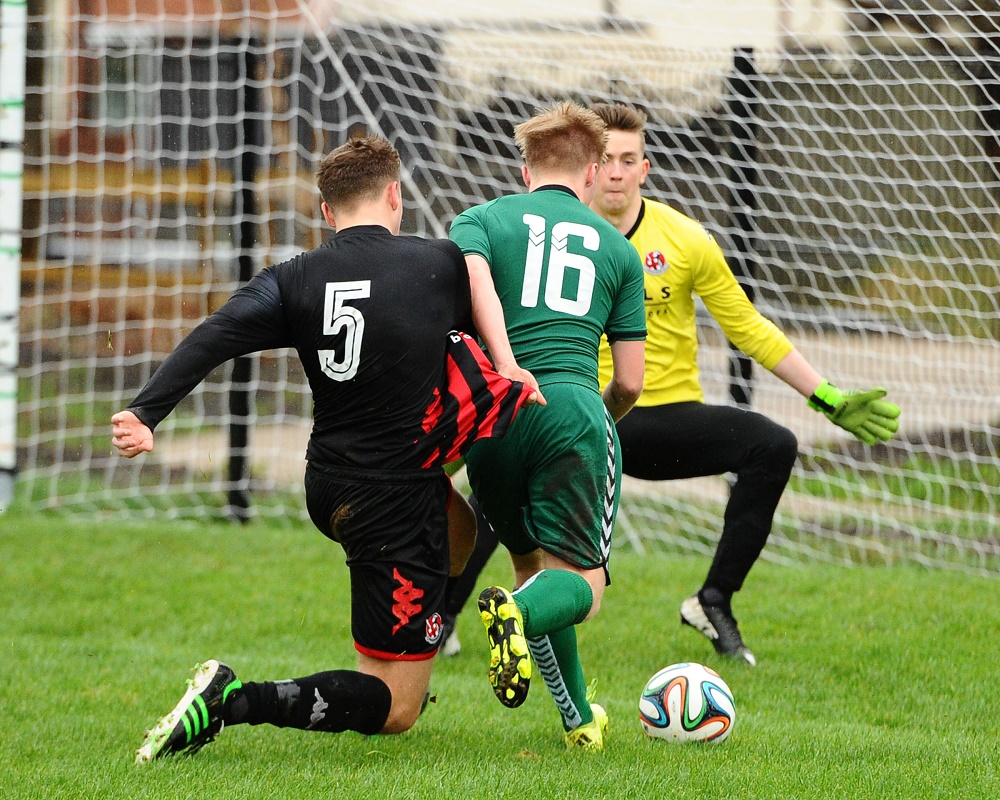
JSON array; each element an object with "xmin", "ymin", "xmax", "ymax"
[{"xmin": 418, "ymin": 330, "xmax": 534, "ymax": 467}]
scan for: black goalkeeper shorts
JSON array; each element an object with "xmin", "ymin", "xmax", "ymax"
[{"xmin": 304, "ymin": 462, "xmax": 451, "ymax": 660}]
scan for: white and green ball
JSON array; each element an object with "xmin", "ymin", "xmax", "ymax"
[{"xmin": 638, "ymin": 662, "xmax": 735, "ymax": 743}]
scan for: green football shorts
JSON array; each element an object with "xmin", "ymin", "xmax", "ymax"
[{"xmin": 465, "ymin": 381, "xmax": 621, "ymax": 571}]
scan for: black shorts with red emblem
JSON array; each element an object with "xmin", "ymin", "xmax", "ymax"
[{"xmin": 304, "ymin": 462, "xmax": 451, "ymax": 660}]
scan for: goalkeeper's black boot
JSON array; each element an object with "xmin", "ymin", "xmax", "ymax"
[
  {"xmin": 136, "ymin": 660, "xmax": 242, "ymax": 763},
  {"xmin": 680, "ymin": 592, "xmax": 757, "ymax": 666}
]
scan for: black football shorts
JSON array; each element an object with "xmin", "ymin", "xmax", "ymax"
[{"xmin": 304, "ymin": 462, "xmax": 451, "ymax": 660}]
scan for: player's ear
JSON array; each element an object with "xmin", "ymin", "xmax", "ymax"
[
  {"xmin": 320, "ymin": 201, "xmax": 337, "ymax": 228},
  {"xmin": 640, "ymin": 157, "xmax": 650, "ymax": 185},
  {"xmin": 387, "ymin": 180, "xmax": 402, "ymax": 211},
  {"xmin": 521, "ymin": 164, "xmax": 532, "ymax": 188},
  {"xmin": 585, "ymin": 161, "xmax": 599, "ymax": 187}
]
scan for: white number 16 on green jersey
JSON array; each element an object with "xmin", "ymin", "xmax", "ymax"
[{"xmin": 521, "ymin": 214, "xmax": 599, "ymax": 316}]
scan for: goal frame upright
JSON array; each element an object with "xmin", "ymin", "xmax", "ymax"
[{"xmin": 0, "ymin": 0, "xmax": 27, "ymax": 511}]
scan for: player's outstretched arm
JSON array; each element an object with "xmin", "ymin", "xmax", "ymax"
[
  {"xmin": 465, "ymin": 254, "xmax": 546, "ymax": 406},
  {"xmin": 807, "ymin": 380, "xmax": 901, "ymax": 445},
  {"xmin": 111, "ymin": 410, "xmax": 155, "ymax": 458},
  {"xmin": 769, "ymin": 349, "xmax": 900, "ymax": 445}
]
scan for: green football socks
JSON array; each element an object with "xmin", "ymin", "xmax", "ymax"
[
  {"xmin": 528, "ymin": 627, "xmax": 594, "ymax": 731},
  {"xmin": 513, "ymin": 569, "xmax": 593, "ymax": 638}
]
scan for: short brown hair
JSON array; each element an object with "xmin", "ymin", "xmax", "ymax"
[
  {"xmin": 590, "ymin": 103, "xmax": 647, "ymax": 137},
  {"xmin": 316, "ymin": 134, "xmax": 401, "ymax": 211},
  {"xmin": 514, "ymin": 101, "xmax": 607, "ymax": 173}
]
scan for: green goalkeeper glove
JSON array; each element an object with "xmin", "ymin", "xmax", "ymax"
[{"xmin": 807, "ymin": 380, "xmax": 901, "ymax": 445}]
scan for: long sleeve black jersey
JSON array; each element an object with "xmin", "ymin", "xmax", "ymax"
[{"xmin": 128, "ymin": 225, "xmax": 490, "ymax": 471}]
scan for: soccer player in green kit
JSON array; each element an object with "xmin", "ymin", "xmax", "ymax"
[{"xmin": 449, "ymin": 102, "xmax": 647, "ymax": 750}]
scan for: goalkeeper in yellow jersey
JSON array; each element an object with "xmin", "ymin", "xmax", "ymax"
[{"xmin": 588, "ymin": 103, "xmax": 900, "ymax": 664}]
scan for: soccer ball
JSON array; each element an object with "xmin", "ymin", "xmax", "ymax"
[{"xmin": 638, "ymin": 662, "xmax": 736, "ymax": 743}]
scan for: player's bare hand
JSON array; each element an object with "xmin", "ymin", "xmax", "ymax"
[
  {"xmin": 496, "ymin": 363, "xmax": 547, "ymax": 407},
  {"xmin": 111, "ymin": 410, "xmax": 155, "ymax": 458}
]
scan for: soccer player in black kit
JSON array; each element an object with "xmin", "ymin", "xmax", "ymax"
[{"xmin": 112, "ymin": 135, "xmax": 539, "ymax": 762}]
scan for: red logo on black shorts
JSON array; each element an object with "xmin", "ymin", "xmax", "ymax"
[{"xmin": 391, "ymin": 568, "xmax": 425, "ymax": 634}]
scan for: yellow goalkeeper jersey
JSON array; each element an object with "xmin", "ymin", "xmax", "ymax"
[{"xmin": 598, "ymin": 198, "xmax": 793, "ymax": 406}]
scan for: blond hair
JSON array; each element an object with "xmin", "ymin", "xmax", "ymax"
[
  {"xmin": 590, "ymin": 103, "xmax": 648, "ymax": 138},
  {"xmin": 513, "ymin": 101, "xmax": 607, "ymax": 173},
  {"xmin": 316, "ymin": 134, "xmax": 401, "ymax": 211}
]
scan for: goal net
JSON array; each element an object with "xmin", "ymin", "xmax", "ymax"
[{"xmin": 13, "ymin": 0, "xmax": 1000, "ymax": 575}]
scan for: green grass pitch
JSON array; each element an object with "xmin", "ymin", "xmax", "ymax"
[{"xmin": 1, "ymin": 509, "xmax": 997, "ymax": 799}]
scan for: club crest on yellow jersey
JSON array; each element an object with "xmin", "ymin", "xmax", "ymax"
[{"xmin": 644, "ymin": 250, "xmax": 669, "ymax": 275}]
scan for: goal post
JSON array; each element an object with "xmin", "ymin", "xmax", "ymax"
[
  {"xmin": 15, "ymin": 0, "xmax": 1000, "ymax": 575},
  {"xmin": 0, "ymin": 0, "xmax": 27, "ymax": 512}
]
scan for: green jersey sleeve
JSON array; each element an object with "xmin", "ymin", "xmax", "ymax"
[
  {"xmin": 449, "ymin": 203, "xmax": 494, "ymax": 261},
  {"xmin": 604, "ymin": 242, "xmax": 647, "ymax": 343}
]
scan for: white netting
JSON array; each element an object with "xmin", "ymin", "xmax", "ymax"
[{"xmin": 14, "ymin": 0, "xmax": 1000, "ymax": 574}]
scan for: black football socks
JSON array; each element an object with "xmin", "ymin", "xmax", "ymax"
[{"xmin": 224, "ymin": 670, "xmax": 391, "ymax": 735}]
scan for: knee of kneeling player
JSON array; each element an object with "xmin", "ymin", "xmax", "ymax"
[
  {"xmin": 380, "ymin": 710, "xmax": 419, "ymax": 734},
  {"xmin": 379, "ymin": 695, "xmax": 427, "ymax": 734}
]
